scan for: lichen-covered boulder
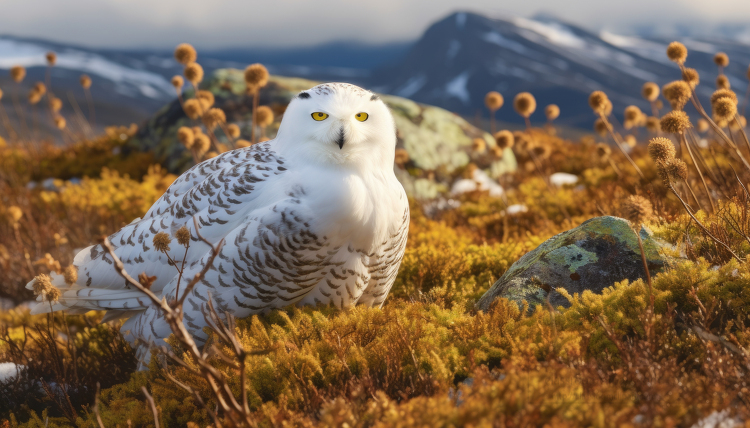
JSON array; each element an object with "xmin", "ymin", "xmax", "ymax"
[
  {"xmin": 475, "ymin": 216, "xmax": 667, "ymax": 311},
  {"xmin": 127, "ymin": 69, "xmax": 516, "ymax": 199}
]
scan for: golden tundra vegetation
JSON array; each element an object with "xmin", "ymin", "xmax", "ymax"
[{"xmin": 2, "ymin": 41, "xmax": 750, "ymax": 427}]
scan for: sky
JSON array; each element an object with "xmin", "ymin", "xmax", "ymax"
[{"xmin": 1, "ymin": 0, "xmax": 749, "ymax": 49}]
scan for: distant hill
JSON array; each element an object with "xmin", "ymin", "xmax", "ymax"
[
  {"xmin": 1, "ymin": 12, "xmax": 748, "ymax": 133},
  {"xmin": 370, "ymin": 12, "xmax": 750, "ymax": 128}
]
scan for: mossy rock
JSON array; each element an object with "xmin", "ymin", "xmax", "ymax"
[
  {"xmin": 128, "ymin": 69, "xmax": 516, "ymax": 199},
  {"xmin": 475, "ymin": 216, "xmax": 668, "ymax": 311}
]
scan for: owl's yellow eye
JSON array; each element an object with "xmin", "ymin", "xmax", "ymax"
[
  {"xmin": 311, "ymin": 112, "xmax": 329, "ymax": 121},
  {"xmin": 355, "ymin": 112, "xmax": 369, "ymax": 122}
]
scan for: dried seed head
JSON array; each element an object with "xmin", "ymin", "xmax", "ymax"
[
  {"xmin": 622, "ymin": 195, "xmax": 654, "ymax": 225},
  {"xmin": 664, "ymin": 158, "xmax": 688, "ymax": 182},
  {"xmin": 45, "ymin": 286, "xmax": 61, "ymax": 303},
  {"xmin": 177, "ymin": 126, "xmax": 195, "ymax": 148},
  {"xmin": 10, "ymin": 65, "xmax": 25, "ymax": 83},
  {"xmin": 244, "ymin": 63, "xmax": 269, "ymax": 91},
  {"xmin": 32, "ymin": 274, "xmax": 53, "ymax": 296},
  {"xmin": 716, "ymin": 75, "xmax": 731, "ymax": 90},
  {"xmin": 714, "ymin": 52, "xmax": 729, "ymax": 67},
  {"xmin": 256, "ymin": 105, "xmax": 274, "ymax": 127},
  {"xmin": 226, "ymin": 123, "xmax": 240, "ymax": 138},
  {"xmin": 666, "ymin": 41, "xmax": 687, "ymax": 64},
  {"xmin": 545, "ymin": 104, "xmax": 560, "ymax": 121},
  {"xmin": 54, "ymin": 116, "xmax": 66, "ymax": 130},
  {"xmin": 730, "ymin": 116, "xmax": 746, "ymax": 131},
  {"xmin": 46, "ymin": 51, "xmax": 57, "ymax": 66},
  {"xmin": 236, "ymin": 139, "xmax": 251, "ymax": 148},
  {"xmin": 697, "ymin": 118, "xmax": 709, "ymax": 132},
  {"xmin": 63, "ymin": 265, "xmax": 78, "ymax": 285},
  {"xmin": 193, "ymin": 133, "xmax": 210, "ymax": 156},
  {"xmin": 152, "ymin": 232, "xmax": 171, "ymax": 253},
  {"xmin": 589, "ymin": 91, "xmax": 609, "ymax": 113},
  {"xmin": 471, "ymin": 138, "xmax": 486, "ymax": 152},
  {"xmin": 484, "ymin": 91, "xmax": 504, "ymax": 111},
  {"xmin": 80, "ymin": 74, "xmax": 91, "ymax": 89},
  {"xmin": 0, "ymin": 88, "xmax": 3, "ymax": 100},
  {"xmin": 183, "ymin": 99, "xmax": 202, "ymax": 120},
  {"xmin": 646, "ymin": 116, "xmax": 661, "ymax": 133},
  {"xmin": 660, "ymin": 111, "xmax": 692, "ymax": 134},
  {"xmin": 602, "ymin": 99, "xmax": 613, "ymax": 116},
  {"xmin": 34, "ymin": 82, "xmax": 46, "ymax": 96},
  {"xmin": 713, "ymin": 97, "xmax": 737, "ymax": 121},
  {"xmin": 681, "ymin": 67, "xmax": 700, "ymax": 88},
  {"xmin": 513, "ymin": 92, "xmax": 536, "ymax": 118},
  {"xmin": 49, "ymin": 96, "xmax": 62, "ymax": 113},
  {"xmin": 596, "ymin": 142, "xmax": 611, "ymax": 159},
  {"xmin": 624, "ymin": 105, "xmax": 642, "ymax": 122},
  {"xmin": 662, "ymin": 81, "xmax": 691, "ymax": 110},
  {"xmin": 184, "ymin": 63, "xmax": 204, "ymax": 85},
  {"xmin": 7, "ymin": 206, "xmax": 23, "ymax": 223},
  {"xmin": 648, "ymin": 137, "xmax": 676, "ymax": 162},
  {"xmin": 394, "ymin": 148, "xmax": 410, "ymax": 165},
  {"xmin": 710, "ymin": 88, "xmax": 738, "ymax": 106},
  {"xmin": 27, "ymin": 90, "xmax": 41, "ymax": 105},
  {"xmin": 494, "ymin": 130, "xmax": 514, "ymax": 149},
  {"xmin": 203, "ymin": 107, "xmax": 226, "ymax": 131},
  {"xmin": 594, "ymin": 118, "xmax": 608, "ymax": 136},
  {"xmin": 642, "ymin": 82, "xmax": 659, "ymax": 102},
  {"xmin": 205, "ymin": 151, "xmax": 219, "ymax": 159},
  {"xmin": 624, "ymin": 135, "xmax": 637, "ymax": 148},
  {"xmin": 196, "ymin": 90, "xmax": 214, "ymax": 109},
  {"xmin": 171, "ymin": 75, "xmax": 184, "ymax": 91},
  {"xmin": 174, "ymin": 43, "xmax": 198, "ymax": 65},
  {"xmin": 176, "ymin": 226, "xmax": 191, "ymax": 246}
]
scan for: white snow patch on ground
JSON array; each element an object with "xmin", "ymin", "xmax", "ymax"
[
  {"xmin": 445, "ymin": 71, "xmax": 472, "ymax": 104},
  {"xmin": 451, "ymin": 169, "xmax": 504, "ymax": 197},
  {"xmin": 689, "ymin": 409, "xmax": 743, "ymax": 428},
  {"xmin": 396, "ymin": 75, "xmax": 427, "ymax": 98},
  {"xmin": 550, "ymin": 172, "xmax": 579, "ymax": 186},
  {"xmin": 0, "ymin": 362, "xmax": 25, "ymax": 383},
  {"xmin": 0, "ymin": 38, "xmax": 173, "ymax": 99},
  {"xmin": 505, "ymin": 204, "xmax": 528, "ymax": 215}
]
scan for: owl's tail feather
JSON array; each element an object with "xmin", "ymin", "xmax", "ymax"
[{"xmin": 25, "ymin": 267, "xmax": 150, "ymax": 319}]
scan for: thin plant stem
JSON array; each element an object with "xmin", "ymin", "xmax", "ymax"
[{"xmin": 680, "ymin": 133, "xmax": 715, "ymax": 211}]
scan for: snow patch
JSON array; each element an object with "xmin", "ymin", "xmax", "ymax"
[
  {"xmin": 505, "ymin": 204, "xmax": 528, "ymax": 215},
  {"xmin": 446, "ymin": 40, "xmax": 461, "ymax": 61},
  {"xmin": 481, "ymin": 32, "xmax": 528, "ymax": 54},
  {"xmin": 0, "ymin": 362, "xmax": 25, "ymax": 383},
  {"xmin": 445, "ymin": 71, "xmax": 471, "ymax": 104},
  {"xmin": 513, "ymin": 18, "xmax": 586, "ymax": 49},
  {"xmin": 451, "ymin": 169, "xmax": 504, "ymax": 197},
  {"xmin": 396, "ymin": 75, "xmax": 427, "ymax": 98},
  {"xmin": 0, "ymin": 38, "xmax": 173, "ymax": 99},
  {"xmin": 455, "ymin": 13, "xmax": 467, "ymax": 29},
  {"xmin": 550, "ymin": 172, "xmax": 578, "ymax": 186}
]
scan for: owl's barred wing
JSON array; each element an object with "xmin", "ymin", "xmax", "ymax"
[
  {"xmin": 359, "ymin": 203, "xmax": 410, "ymax": 307},
  {"xmin": 124, "ymin": 192, "xmax": 370, "ymax": 347},
  {"xmin": 34, "ymin": 143, "xmax": 288, "ymax": 314}
]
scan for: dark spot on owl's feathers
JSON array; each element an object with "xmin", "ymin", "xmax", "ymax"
[{"xmin": 297, "ymin": 92, "xmax": 311, "ymax": 99}]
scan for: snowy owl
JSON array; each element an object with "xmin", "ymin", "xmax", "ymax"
[{"xmin": 28, "ymin": 83, "xmax": 409, "ymax": 365}]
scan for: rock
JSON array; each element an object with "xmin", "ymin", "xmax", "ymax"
[
  {"xmin": 475, "ymin": 216, "xmax": 667, "ymax": 311},
  {"xmin": 127, "ymin": 69, "xmax": 516, "ymax": 199}
]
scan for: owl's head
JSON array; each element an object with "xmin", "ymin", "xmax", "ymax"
[{"xmin": 275, "ymin": 83, "xmax": 397, "ymax": 169}]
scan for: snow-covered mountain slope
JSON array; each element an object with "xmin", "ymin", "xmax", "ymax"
[{"xmin": 371, "ymin": 12, "xmax": 750, "ymax": 127}]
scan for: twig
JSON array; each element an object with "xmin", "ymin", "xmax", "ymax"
[
  {"xmin": 142, "ymin": 386, "xmax": 160, "ymax": 428},
  {"xmin": 94, "ymin": 382, "xmax": 105, "ymax": 428}
]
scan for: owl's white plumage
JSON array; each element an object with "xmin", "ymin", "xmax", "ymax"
[{"xmin": 27, "ymin": 83, "xmax": 409, "ymax": 366}]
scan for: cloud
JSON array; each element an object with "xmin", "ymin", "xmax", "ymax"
[{"xmin": 1, "ymin": 0, "xmax": 748, "ymax": 49}]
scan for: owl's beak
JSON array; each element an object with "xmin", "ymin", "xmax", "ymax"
[{"xmin": 336, "ymin": 126, "xmax": 345, "ymax": 149}]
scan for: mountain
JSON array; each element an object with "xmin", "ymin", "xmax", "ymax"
[
  {"xmin": 371, "ymin": 12, "xmax": 750, "ymax": 128},
  {"xmin": 2, "ymin": 12, "xmax": 749, "ymax": 134},
  {"xmin": 0, "ymin": 36, "xmax": 408, "ymax": 133}
]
